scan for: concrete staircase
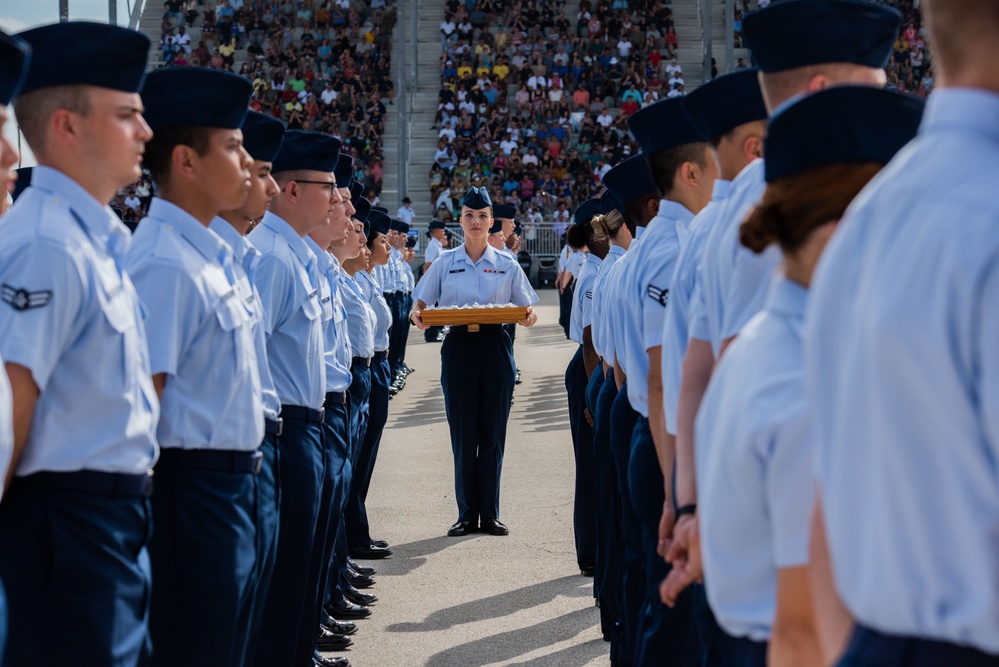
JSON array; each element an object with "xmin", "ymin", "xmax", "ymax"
[{"xmin": 671, "ymin": 0, "xmax": 753, "ymax": 86}]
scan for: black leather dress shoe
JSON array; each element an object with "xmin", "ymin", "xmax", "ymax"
[
  {"xmin": 316, "ymin": 627, "xmax": 353, "ymax": 651},
  {"xmin": 349, "ymin": 544, "xmax": 392, "ymax": 560},
  {"xmin": 447, "ymin": 520, "xmax": 478, "ymax": 537},
  {"xmin": 322, "ymin": 617, "xmax": 357, "ymax": 636},
  {"xmin": 325, "ymin": 601, "xmax": 372, "ymax": 620},
  {"xmin": 370, "ymin": 539, "xmax": 389, "ymax": 548},
  {"xmin": 480, "ymin": 519, "xmax": 509, "ymax": 536},
  {"xmin": 345, "ymin": 570, "xmax": 375, "ymax": 589},
  {"xmin": 348, "ymin": 560, "xmax": 376, "ymax": 576},
  {"xmin": 581, "ymin": 565, "xmax": 596, "ymax": 577},
  {"xmin": 313, "ymin": 652, "xmax": 350, "ymax": 667},
  {"xmin": 343, "ymin": 583, "xmax": 378, "ymax": 606}
]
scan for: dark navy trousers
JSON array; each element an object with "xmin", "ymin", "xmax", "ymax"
[
  {"xmin": 691, "ymin": 583, "xmax": 764, "ymax": 667},
  {"xmin": 610, "ymin": 383, "xmax": 644, "ymax": 667},
  {"xmin": 254, "ymin": 417, "xmax": 325, "ymax": 667},
  {"xmin": 148, "ymin": 453, "xmax": 258, "ymax": 667},
  {"xmin": 630, "ymin": 417, "xmax": 698, "ymax": 667},
  {"xmin": 594, "ymin": 367, "xmax": 625, "ymax": 651},
  {"xmin": 440, "ymin": 326, "xmax": 516, "ymax": 523},
  {"xmin": 386, "ymin": 292, "xmax": 408, "ymax": 376},
  {"xmin": 243, "ymin": 433, "xmax": 281, "ymax": 664},
  {"xmin": 317, "ymin": 401, "xmax": 351, "ymax": 624},
  {"xmin": 565, "ymin": 346, "xmax": 597, "ymax": 571},
  {"xmin": 838, "ymin": 626, "xmax": 999, "ymax": 667},
  {"xmin": 559, "ymin": 285, "xmax": 574, "ymax": 338},
  {"xmin": 0, "ymin": 476, "xmax": 153, "ymax": 667},
  {"xmin": 346, "ymin": 355, "xmax": 391, "ymax": 547}
]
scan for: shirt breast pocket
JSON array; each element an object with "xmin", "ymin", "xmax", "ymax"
[
  {"xmin": 301, "ymin": 289, "xmax": 323, "ymax": 322},
  {"xmin": 213, "ymin": 290, "xmax": 253, "ymax": 382},
  {"xmin": 96, "ymin": 276, "xmax": 138, "ymax": 395}
]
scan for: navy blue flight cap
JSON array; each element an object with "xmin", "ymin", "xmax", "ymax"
[
  {"xmin": 684, "ymin": 69, "xmax": 768, "ymax": 141},
  {"xmin": 428, "ymin": 219, "xmax": 446, "ymax": 231},
  {"xmin": 390, "ymin": 219, "xmax": 410, "ymax": 234},
  {"xmin": 17, "ymin": 22, "xmax": 149, "ymax": 95},
  {"xmin": 574, "ymin": 198, "xmax": 602, "ymax": 225},
  {"xmin": 489, "ymin": 218, "xmax": 503, "ymax": 234},
  {"xmin": 349, "ymin": 180, "xmax": 364, "ymax": 204},
  {"xmin": 0, "ymin": 32, "xmax": 30, "ymax": 105},
  {"xmin": 353, "ymin": 197, "xmax": 371, "ymax": 224},
  {"xmin": 743, "ymin": 0, "xmax": 901, "ymax": 73},
  {"xmin": 628, "ymin": 98, "xmax": 706, "ymax": 156},
  {"xmin": 460, "ymin": 186, "xmax": 492, "ymax": 210},
  {"xmin": 240, "ymin": 111, "xmax": 285, "ymax": 163},
  {"xmin": 367, "ymin": 209, "xmax": 391, "ymax": 236},
  {"xmin": 333, "ymin": 154, "xmax": 353, "ymax": 188},
  {"xmin": 141, "ymin": 67, "xmax": 251, "ymax": 130},
  {"xmin": 406, "ymin": 236, "xmax": 417, "ymax": 248},
  {"xmin": 764, "ymin": 86, "xmax": 923, "ymax": 183},
  {"xmin": 10, "ymin": 167, "xmax": 31, "ymax": 203},
  {"xmin": 493, "ymin": 203, "xmax": 517, "ymax": 219},
  {"xmin": 602, "ymin": 155, "xmax": 658, "ymax": 204},
  {"xmin": 600, "ymin": 189, "xmax": 622, "ymax": 215},
  {"xmin": 271, "ymin": 130, "xmax": 341, "ymax": 174}
]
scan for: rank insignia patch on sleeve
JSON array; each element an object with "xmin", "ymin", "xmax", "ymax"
[
  {"xmin": 1, "ymin": 284, "xmax": 52, "ymax": 311},
  {"xmin": 647, "ymin": 285, "xmax": 668, "ymax": 307}
]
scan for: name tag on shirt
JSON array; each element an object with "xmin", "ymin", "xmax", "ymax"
[{"xmin": 448, "ymin": 268, "xmax": 466, "ymax": 274}]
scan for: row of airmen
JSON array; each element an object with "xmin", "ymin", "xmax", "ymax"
[
  {"xmin": 0, "ymin": 20, "xmax": 429, "ymax": 667},
  {"xmin": 561, "ymin": 0, "xmax": 999, "ymax": 666}
]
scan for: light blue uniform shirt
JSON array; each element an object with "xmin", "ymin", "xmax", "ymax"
[
  {"xmin": 306, "ymin": 238, "xmax": 353, "ymax": 394},
  {"xmin": 692, "ymin": 159, "xmax": 776, "ymax": 355},
  {"xmin": 0, "ymin": 166, "xmax": 158, "ymax": 475},
  {"xmin": 401, "ymin": 257, "xmax": 416, "ymax": 292},
  {"xmin": 211, "ymin": 217, "xmax": 281, "ymax": 421},
  {"xmin": 341, "ymin": 271, "xmax": 376, "ymax": 358},
  {"xmin": 0, "ymin": 354, "xmax": 11, "ymax": 494},
  {"xmin": 570, "ymin": 253, "xmax": 603, "ymax": 345},
  {"xmin": 591, "ymin": 244, "xmax": 627, "ymax": 362},
  {"xmin": 662, "ymin": 180, "xmax": 732, "ymax": 434},
  {"xmin": 697, "ymin": 277, "xmax": 813, "ymax": 641},
  {"xmin": 413, "ymin": 243, "xmax": 539, "ymax": 308},
  {"xmin": 618, "ymin": 200, "xmax": 691, "ymax": 417},
  {"xmin": 127, "ymin": 199, "xmax": 263, "ymax": 450},
  {"xmin": 607, "ymin": 226, "xmax": 649, "ymax": 371},
  {"xmin": 806, "ymin": 88, "xmax": 999, "ymax": 654},
  {"xmin": 379, "ymin": 247, "xmax": 405, "ymax": 292},
  {"xmin": 425, "ymin": 237, "xmax": 444, "ymax": 264},
  {"xmin": 248, "ymin": 211, "xmax": 326, "ymax": 409},
  {"xmin": 357, "ymin": 269, "xmax": 392, "ymax": 351}
]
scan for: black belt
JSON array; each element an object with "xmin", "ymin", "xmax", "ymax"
[
  {"xmin": 450, "ymin": 324, "xmax": 504, "ymax": 334},
  {"xmin": 351, "ymin": 356, "xmax": 372, "ymax": 369},
  {"xmin": 280, "ymin": 404, "xmax": 325, "ymax": 423},
  {"xmin": 156, "ymin": 448, "xmax": 263, "ymax": 475},
  {"xmin": 848, "ymin": 626, "xmax": 999, "ymax": 667},
  {"xmin": 18, "ymin": 469, "xmax": 154, "ymax": 498},
  {"xmin": 264, "ymin": 417, "xmax": 283, "ymax": 436},
  {"xmin": 384, "ymin": 291, "xmax": 403, "ymax": 298},
  {"xmin": 373, "ymin": 350, "xmax": 388, "ymax": 360},
  {"xmin": 324, "ymin": 391, "xmax": 346, "ymax": 407}
]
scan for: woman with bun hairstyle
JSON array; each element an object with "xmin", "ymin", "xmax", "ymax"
[{"xmin": 692, "ymin": 87, "xmax": 924, "ymax": 667}]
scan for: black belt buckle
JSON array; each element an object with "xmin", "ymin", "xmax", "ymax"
[
  {"xmin": 317, "ymin": 406, "xmax": 326, "ymax": 421},
  {"xmin": 144, "ymin": 469, "xmax": 154, "ymax": 498},
  {"xmin": 252, "ymin": 451, "xmax": 263, "ymax": 474}
]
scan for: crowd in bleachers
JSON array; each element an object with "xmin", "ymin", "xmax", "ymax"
[
  {"xmin": 145, "ymin": 0, "xmax": 393, "ymax": 217},
  {"xmin": 428, "ymin": 0, "xmax": 684, "ymax": 224}
]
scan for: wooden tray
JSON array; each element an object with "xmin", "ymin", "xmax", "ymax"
[{"xmin": 420, "ymin": 305, "xmax": 528, "ymax": 326}]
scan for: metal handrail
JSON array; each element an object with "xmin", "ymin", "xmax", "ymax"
[{"xmin": 129, "ymin": 0, "xmax": 146, "ymax": 30}]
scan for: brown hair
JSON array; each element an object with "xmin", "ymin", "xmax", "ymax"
[
  {"xmin": 591, "ymin": 210, "xmax": 625, "ymax": 242},
  {"xmin": 740, "ymin": 162, "xmax": 883, "ymax": 254},
  {"xmin": 143, "ymin": 124, "xmax": 213, "ymax": 184},
  {"xmin": 647, "ymin": 142, "xmax": 710, "ymax": 197},
  {"xmin": 13, "ymin": 86, "xmax": 92, "ymax": 151}
]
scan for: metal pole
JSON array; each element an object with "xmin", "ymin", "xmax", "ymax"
[
  {"xmin": 109, "ymin": 0, "xmax": 118, "ymax": 25},
  {"xmin": 724, "ymin": 0, "xmax": 734, "ymax": 73},
  {"xmin": 410, "ymin": 0, "xmax": 418, "ymax": 90},
  {"xmin": 59, "ymin": 0, "xmax": 69, "ymax": 22}
]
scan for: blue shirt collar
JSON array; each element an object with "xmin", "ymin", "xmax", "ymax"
[
  {"xmin": 148, "ymin": 197, "xmax": 229, "ymax": 265},
  {"xmin": 455, "ymin": 242, "xmax": 499, "ymax": 267},
  {"xmin": 712, "ymin": 179, "xmax": 733, "ymax": 201},
  {"xmin": 648, "ymin": 199, "xmax": 694, "ymax": 240},
  {"xmin": 765, "ymin": 275, "xmax": 808, "ymax": 319},
  {"xmin": 30, "ymin": 165, "xmax": 128, "ymax": 253},
  {"xmin": 260, "ymin": 210, "xmax": 316, "ymax": 267},
  {"xmin": 586, "ymin": 252, "xmax": 603, "ymax": 267},
  {"xmin": 210, "ymin": 217, "xmax": 255, "ymax": 263},
  {"xmin": 921, "ymin": 88, "xmax": 999, "ymax": 143},
  {"xmin": 304, "ymin": 235, "xmax": 334, "ymax": 273}
]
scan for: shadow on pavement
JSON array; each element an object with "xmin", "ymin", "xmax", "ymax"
[
  {"xmin": 371, "ymin": 535, "xmax": 474, "ymax": 577},
  {"xmin": 388, "ymin": 575, "xmax": 591, "ymax": 633},
  {"xmin": 421, "ymin": 605, "xmax": 601, "ymax": 666},
  {"xmin": 505, "ymin": 637, "xmax": 609, "ymax": 666}
]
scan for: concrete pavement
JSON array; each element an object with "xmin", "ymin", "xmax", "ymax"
[{"xmin": 340, "ymin": 289, "xmax": 608, "ymax": 666}]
